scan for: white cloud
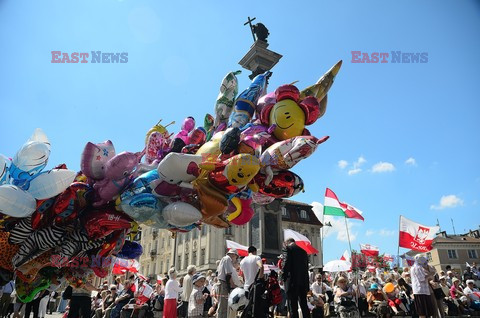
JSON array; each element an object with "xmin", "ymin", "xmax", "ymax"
[
  {"xmin": 379, "ymin": 229, "xmax": 395, "ymax": 236},
  {"xmin": 365, "ymin": 229, "xmax": 395, "ymax": 237},
  {"xmin": 338, "ymin": 160, "xmax": 348, "ymax": 169},
  {"xmin": 348, "ymin": 168, "xmax": 362, "ymax": 175},
  {"xmin": 430, "ymin": 195, "xmax": 464, "ymax": 210},
  {"xmin": 312, "ymin": 202, "xmax": 358, "ymax": 242},
  {"xmin": 372, "ymin": 162, "xmax": 395, "ymax": 173},
  {"xmin": 405, "ymin": 157, "xmax": 417, "ymax": 166},
  {"xmin": 346, "ymin": 156, "xmax": 366, "ymax": 176},
  {"xmin": 356, "ymin": 156, "xmax": 367, "ymax": 166}
]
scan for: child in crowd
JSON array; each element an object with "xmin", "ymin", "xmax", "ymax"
[{"xmin": 188, "ymin": 273, "xmax": 208, "ymax": 318}]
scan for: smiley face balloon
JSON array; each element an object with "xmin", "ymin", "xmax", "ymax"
[{"xmin": 260, "ymin": 84, "xmax": 321, "ymax": 141}]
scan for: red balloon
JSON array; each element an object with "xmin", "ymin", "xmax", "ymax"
[
  {"xmin": 53, "ymin": 182, "xmax": 92, "ymax": 225},
  {"xmin": 275, "ymin": 84, "xmax": 300, "ymax": 102},
  {"xmin": 255, "ymin": 170, "xmax": 304, "ymax": 198},
  {"xmin": 82, "ymin": 209, "xmax": 133, "ymax": 240}
]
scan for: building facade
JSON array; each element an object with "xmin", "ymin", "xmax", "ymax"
[
  {"xmin": 139, "ymin": 199, "xmax": 323, "ymax": 277},
  {"xmin": 406, "ymin": 229, "xmax": 480, "ymax": 273}
]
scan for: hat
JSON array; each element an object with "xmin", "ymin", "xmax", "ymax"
[
  {"xmin": 460, "ymin": 296, "xmax": 467, "ymax": 302},
  {"xmin": 369, "ymin": 283, "xmax": 379, "ymax": 291},
  {"xmin": 447, "ymin": 271, "xmax": 452, "ymax": 275},
  {"xmin": 452, "ymin": 277, "xmax": 459, "ymax": 284},
  {"xmin": 192, "ymin": 273, "xmax": 206, "ymax": 284},
  {"xmin": 227, "ymin": 248, "xmax": 239, "ymax": 256},
  {"xmin": 466, "ymin": 279, "xmax": 475, "ymax": 285},
  {"xmin": 414, "ymin": 255, "xmax": 428, "ymax": 266}
]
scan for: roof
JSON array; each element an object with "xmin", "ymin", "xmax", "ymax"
[
  {"xmin": 281, "ymin": 199, "xmax": 322, "ymax": 226},
  {"xmin": 434, "ymin": 236, "xmax": 480, "ymax": 243},
  {"xmin": 281, "ymin": 199, "xmax": 312, "ymax": 207}
]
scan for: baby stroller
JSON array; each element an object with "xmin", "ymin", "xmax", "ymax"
[
  {"xmin": 240, "ymin": 271, "xmax": 268, "ymax": 318},
  {"xmin": 335, "ymin": 297, "xmax": 360, "ymax": 318}
]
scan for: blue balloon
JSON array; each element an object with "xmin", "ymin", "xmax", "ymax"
[{"xmin": 117, "ymin": 240, "xmax": 143, "ymax": 259}]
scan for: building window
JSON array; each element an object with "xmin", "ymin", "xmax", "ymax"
[
  {"xmin": 281, "ymin": 206, "xmax": 287, "ymax": 217},
  {"xmin": 202, "ymin": 225, "xmax": 207, "ymax": 236},
  {"xmin": 225, "ymin": 227, "xmax": 233, "ymax": 235},
  {"xmin": 300, "ymin": 209, "xmax": 308, "ymax": 220},
  {"xmin": 201, "ymin": 249, "xmax": 206, "ymax": 265},
  {"xmin": 159, "ymin": 261, "xmax": 163, "ymax": 273},
  {"xmin": 193, "ymin": 229, "xmax": 198, "ymax": 239},
  {"xmin": 161, "ymin": 238, "xmax": 164, "ymax": 248},
  {"xmin": 153, "ymin": 240, "xmax": 158, "ymax": 251},
  {"xmin": 468, "ymin": 250, "xmax": 478, "ymax": 259},
  {"xmin": 177, "ymin": 255, "xmax": 182, "ymax": 269},
  {"xmin": 447, "ymin": 250, "xmax": 457, "ymax": 259},
  {"xmin": 185, "ymin": 253, "xmax": 189, "ymax": 267},
  {"xmin": 426, "ymin": 252, "xmax": 432, "ymax": 262},
  {"xmin": 192, "ymin": 250, "xmax": 197, "ymax": 265}
]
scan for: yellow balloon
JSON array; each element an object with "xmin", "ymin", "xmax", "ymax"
[
  {"xmin": 196, "ymin": 131, "xmax": 224, "ymax": 157},
  {"xmin": 225, "ymin": 154, "xmax": 260, "ymax": 187},
  {"xmin": 269, "ymin": 99, "xmax": 306, "ymax": 140}
]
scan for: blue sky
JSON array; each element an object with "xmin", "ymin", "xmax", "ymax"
[{"xmin": 1, "ymin": 0, "xmax": 479, "ymax": 263}]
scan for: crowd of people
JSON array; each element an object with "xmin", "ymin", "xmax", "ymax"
[{"xmin": 1, "ymin": 239, "xmax": 479, "ymax": 318}]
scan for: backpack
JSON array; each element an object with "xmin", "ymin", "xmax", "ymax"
[
  {"xmin": 153, "ymin": 294, "xmax": 164, "ymax": 311},
  {"xmin": 62, "ymin": 286, "xmax": 72, "ymax": 300}
]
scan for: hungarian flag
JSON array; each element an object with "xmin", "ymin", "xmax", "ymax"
[
  {"xmin": 340, "ymin": 250, "xmax": 350, "ymax": 262},
  {"xmin": 323, "ymin": 188, "xmax": 364, "ymax": 220},
  {"xmin": 284, "ymin": 229, "xmax": 319, "ymax": 255},
  {"xmin": 226, "ymin": 240, "xmax": 249, "ymax": 257},
  {"xmin": 399, "ymin": 216, "xmax": 439, "ymax": 252},
  {"xmin": 360, "ymin": 244, "xmax": 379, "ymax": 256},
  {"xmin": 136, "ymin": 283, "xmax": 154, "ymax": 305}
]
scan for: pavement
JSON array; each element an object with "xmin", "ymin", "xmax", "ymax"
[{"xmin": 44, "ymin": 313, "xmax": 64, "ymax": 318}]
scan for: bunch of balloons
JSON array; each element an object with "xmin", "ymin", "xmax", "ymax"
[{"xmin": 0, "ymin": 60, "xmax": 342, "ymax": 300}]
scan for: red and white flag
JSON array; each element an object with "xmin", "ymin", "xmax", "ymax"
[
  {"xmin": 399, "ymin": 216, "xmax": 439, "ymax": 252},
  {"xmin": 360, "ymin": 244, "xmax": 379, "ymax": 256},
  {"xmin": 403, "ymin": 254, "xmax": 415, "ymax": 266},
  {"xmin": 226, "ymin": 240, "xmax": 249, "ymax": 257},
  {"xmin": 340, "ymin": 250, "xmax": 350, "ymax": 262},
  {"xmin": 157, "ymin": 275, "xmax": 162, "ymax": 285},
  {"xmin": 112, "ymin": 258, "xmax": 139, "ymax": 274},
  {"xmin": 284, "ymin": 229, "xmax": 319, "ymax": 255},
  {"xmin": 136, "ymin": 283, "xmax": 154, "ymax": 305}
]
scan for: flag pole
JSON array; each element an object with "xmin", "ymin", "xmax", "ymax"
[
  {"xmin": 344, "ymin": 216, "xmax": 352, "ymax": 254},
  {"xmin": 397, "ymin": 215, "xmax": 401, "ymax": 268}
]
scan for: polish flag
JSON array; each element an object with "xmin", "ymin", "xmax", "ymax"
[
  {"xmin": 157, "ymin": 275, "xmax": 162, "ymax": 285},
  {"xmin": 284, "ymin": 229, "xmax": 319, "ymax": 255},
  {"xmin": 136, "ymin": 283, "xmax": 154, "ymax": 305},
  {"xmin": 112, "ymin": 258, "xmax": 139, "ymax": 274},
  {"xmin": 226, "ymin": 240, "xmax": 249, "ymax": 257},
  {"xmin": 340, "ymin": 250, "xmax": 350, "ymax": 262},
  {"xmin": 399, "ymin": 216, "xmax": 439, "ymax": 252},
  {"xmin": 360, "ymin": 244, "xmax": 379, "ymax": 256}
]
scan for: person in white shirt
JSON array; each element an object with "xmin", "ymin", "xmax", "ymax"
[
  {"xmin": 411, "ymin": 255, "xmax": 435, "ymax": 318},
  {"xmin": 311, "ymin": 274, "xmax": 331, "ymax": 307},
  {"xmin": 463, "ymin": 279, "xmax": 480, "ymax": 310},
  {"xmin": 164, "ymin": 268, "xmax": 183, "ymax": 318},
  {"xmin": 240, "ymin": 246, "xmax": 263, "ymax": 294},
  {"xmin": 180, "ymin": 265, "xmax": 196, "ymax": 317},
  {"xmin": 216, "ymin": 248, "xmax": 242, "ymax": 318}
]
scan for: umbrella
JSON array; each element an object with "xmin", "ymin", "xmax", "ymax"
[{"xmin": 323, "ymin": 260, "xmax": 351, "ymax": 272}]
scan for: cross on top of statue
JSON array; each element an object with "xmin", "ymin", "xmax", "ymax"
[
  {"xmin": 244, "ymin": 16, "xmax": 270, "ymax": 43},
  {"xmin": 240, "ymin": 16, "xmax": 281, "ymax": 79}
]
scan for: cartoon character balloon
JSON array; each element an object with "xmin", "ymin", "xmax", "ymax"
[
  {"xmin": 228, "ymin": 71, "xmax": 271, "ymax": 129},
  {"xmin": 214, "ymin": 70, "xmax": 241, "ymax": 128}
]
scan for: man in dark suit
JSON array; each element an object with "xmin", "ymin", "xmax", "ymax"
[{"xmin": 281, "ymin": 238, "xmax": 311, "ymax": 318}]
